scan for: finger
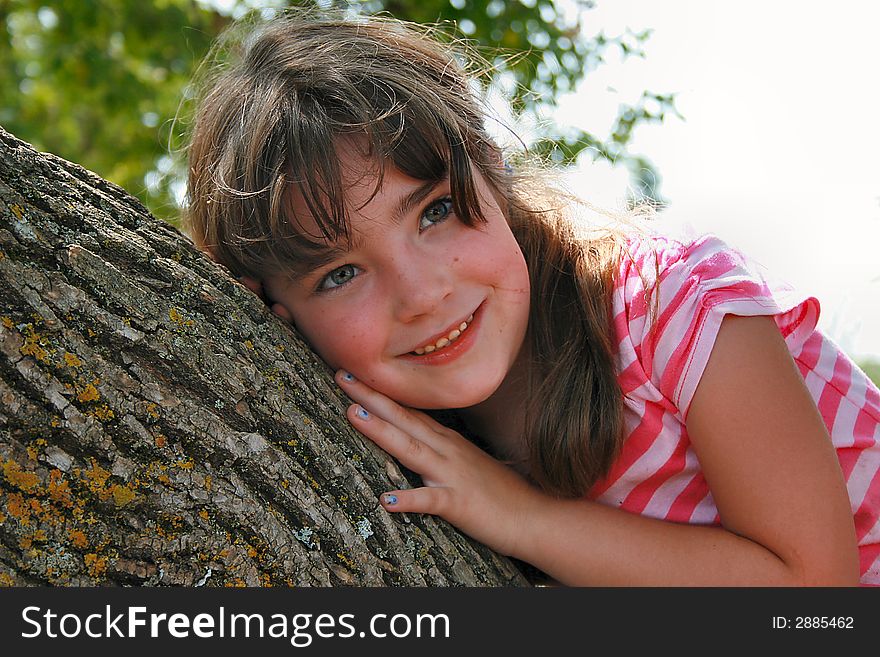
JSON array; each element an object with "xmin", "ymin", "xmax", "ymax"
[
  {"xmin": 379, "ymin": 487, "xmax": 450, "ymax": 517},
  {"xmin": 347, "ymin": 404, "xmax": 443, "ymax": 476},
  {"xmin": 336, "ymin": 371, "xmax": 444, "ymax": 449}
]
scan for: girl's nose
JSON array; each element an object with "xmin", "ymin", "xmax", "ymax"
[{"xmin": 390, "ymin": 253, "xmax": 454, "ymax": 323}]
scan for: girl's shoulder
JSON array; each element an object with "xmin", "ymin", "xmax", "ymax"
[
  {"xmin": 618, "ymin": 228, "xmax": 740, "ymax": 284},
  {"xmin": 612, "ymin": 226, "xmax": 822, "ymax": 414},
  {"xmin": 615, "ymin": 227, "xmax": 752, "ymax": 305}
]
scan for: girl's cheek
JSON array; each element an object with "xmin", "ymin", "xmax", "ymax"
[{"xmin": 314, "ymin": 316, "xmax": 382, "ymax": 370}]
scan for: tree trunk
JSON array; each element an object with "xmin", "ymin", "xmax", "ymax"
[{"xmin": 0, "ymin": 126, "xmax": 528, "ymax": 587}]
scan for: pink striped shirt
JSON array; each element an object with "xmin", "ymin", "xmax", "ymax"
[{"xmin": 589, "ymin": 233, "xmax": 880, "ymax": 585}]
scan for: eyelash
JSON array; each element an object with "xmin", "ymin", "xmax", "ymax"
[
  {"xmin": 315, "ymin": 196, "xmax": 454, "ymax": 294},
  {"xmin": 418, "ymin": 196, "xmax": 453, "ymax": 232}
]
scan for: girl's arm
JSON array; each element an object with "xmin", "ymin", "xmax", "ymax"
[
  {"xmin": 337, "ymin": 314, "xmax": 860, "ymax": 585},
  {"xmin": 513, "ymin": 314, "xmax": 859, "ymax": 585}
]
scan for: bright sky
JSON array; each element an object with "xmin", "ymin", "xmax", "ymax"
[{"xmin": 553, "ymin": 0, "xmax": 880, "ymax": 361}]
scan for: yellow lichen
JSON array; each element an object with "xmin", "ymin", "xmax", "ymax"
[
  {"xmin": 336, "ymin": 552, "xmax": 357, "ymax": 569},
  {"xmin": 68, "ymin": 529, "xmax": 88, "ymax": 548},
  {"xmin": 1, "ymin": 316, "xmax": 13, "ymax": 329},
  {"xmin": 10, "ymin": 204, "xmax": 25, "ymax": 220},
  {"xmin": 243, "ymin": 339, "xmax": 254, "ymax": 350},
  {"xmin": 198, "ymin": 509, "xmax": 209, "ymax": 521},
  {"xmin": 174, "ymin": 458, "xmax": 194, "ymax": 470},
  {"xmin": 168, "ymin": 307, "xmax": 195, "ymax": 328},
  {"xmin": 83, "ymin": 461, "xmax": 110, "ymax": 493},
  {"xmin": 90, "ymin": 405, "xmax": 115, "ymax": 421},
  {"xmin": 48, "ymin": 470, "xmax": 73, "ymax": 508},
  {"xmin": 84, "ymin": 553, "xmax": 108, "ymax": 577},
  {"xmin": 110, "ymin": 484, "xmax": 136, "ymax": 507},
  {"xmin": 2, "ymin": 459, "xmax": 41, "ymax": 492},
  {"xmin": 6, "ymin": 493, "xmax": 31, "ymax": 526},
  {"xmin": 204, "ymin": 475, "xmax": 212, "ymax": 491},
  {"xmin": 19, "ymin": 327, "xmax": 50, "ymax": 362},
  {"xmin": 76, "ymin": 383, "xmax": 100, "ymax": 403},
  {"xmin": 63, "ymin": 352, "xmax": 83, "ymax": 368}
]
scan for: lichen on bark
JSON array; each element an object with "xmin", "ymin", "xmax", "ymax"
[{"xmin": 0, "ymin": 126, "xmax": 528, "ymax": 587}]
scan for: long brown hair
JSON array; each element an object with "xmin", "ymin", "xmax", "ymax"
[{"xmin": 185, "ymin": 12, "xmax": 627, "ymax": 497}]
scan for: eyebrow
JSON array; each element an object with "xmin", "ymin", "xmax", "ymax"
[
  {"xmin": 392, "ymin": 178, "xmax": 442, "ymax": 225},
  {"xmin": 291, "ymin": 178, "xmax": 443, "ymax": 280}
]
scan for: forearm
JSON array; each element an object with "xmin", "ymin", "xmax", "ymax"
[{"xmin": 512, "ymin": 495, "xmax": 858, "ymax": 587}]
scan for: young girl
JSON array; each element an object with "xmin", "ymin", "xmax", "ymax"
[{"xmin": 185, "ymin": 14, "xmax": 880, "ymax": 586}]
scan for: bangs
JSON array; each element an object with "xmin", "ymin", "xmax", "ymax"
[
  {"xmin": 262, "ymin": 94, "xmax": 487, "ymax": 279},
  {"xmin": 188, "ymin": 16, "xmax": 497, "ymax": 280}
]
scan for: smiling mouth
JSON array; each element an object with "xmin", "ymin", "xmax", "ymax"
[{"xmin": 409, "ymin": 313, "xmax": 475, "ymax": 356}]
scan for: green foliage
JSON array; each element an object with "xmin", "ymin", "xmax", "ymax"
[
  {"xmin": 858, "ymin": 359, "xmax": 880, "ymax": 389},
  {"xmin": 1, "ymin": 0, "xmax": 222, "ymax": 220},
  {"xmin": 0, "ymin": 0, "xmax": 675, "ymax": 223}
]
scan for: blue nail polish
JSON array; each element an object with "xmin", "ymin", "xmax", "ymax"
[
  {"xmin": 356, "ymin": 406, "xmax": 369, "ymax": 420},
  {"xmin": 384, "ymin": 494, "xmax": 398, "ymax": 505},
  {"xmin": 341, "ymin": 371, "xmax": 356, "ymax": 382}
]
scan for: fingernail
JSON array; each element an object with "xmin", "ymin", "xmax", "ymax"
[
  {"xmin": 340, "ymin": 370, "xmax": 356, "ymax": 383},
  {"xmin": 383, "ymin": 494, "xmax": 398, "ymax": 505},
  {"xmin": 355, "ymin": 405, "xmax": 369, "ymax": 420}
]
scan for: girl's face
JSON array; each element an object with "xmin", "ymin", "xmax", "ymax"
[{"xmin": 264, "ymin": 149, "xmax": 531, "ymax": 410}]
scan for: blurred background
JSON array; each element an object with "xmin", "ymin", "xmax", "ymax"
[{"xmin": 1, "ymin": 0, "xmax": 877, "ymax": 381}]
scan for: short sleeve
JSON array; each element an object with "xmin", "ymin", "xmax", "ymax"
[{"xmin": 625, "ymin": 234, "xmax": 820, "ymax": 419}]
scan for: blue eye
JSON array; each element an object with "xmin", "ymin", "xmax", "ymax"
[
  {"xmin": 418, "ymin": 197, "xmax": 453, "ymax": 231},
  {"xmin": 318, "ymin": 264, "xmax": 360, "ymax": 291}
]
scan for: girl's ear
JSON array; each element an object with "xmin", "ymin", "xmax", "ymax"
[{"xmin": 270, "ymin": 302, "xmax": 294, "ymax": 325}]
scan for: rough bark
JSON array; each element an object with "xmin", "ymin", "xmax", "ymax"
[{"xmin": 0, "ymin": 126, "xmax": 528, "ymax": 586}]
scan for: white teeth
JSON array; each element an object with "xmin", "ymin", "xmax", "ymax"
[{"xmin": 411, "ymin": 313, "xmax": 474, "ymax": 355}]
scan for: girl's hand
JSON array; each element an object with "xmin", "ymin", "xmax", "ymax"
[{"xmin": 335, "ymin": 370, "xmax": 547, "ymax": 557}]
